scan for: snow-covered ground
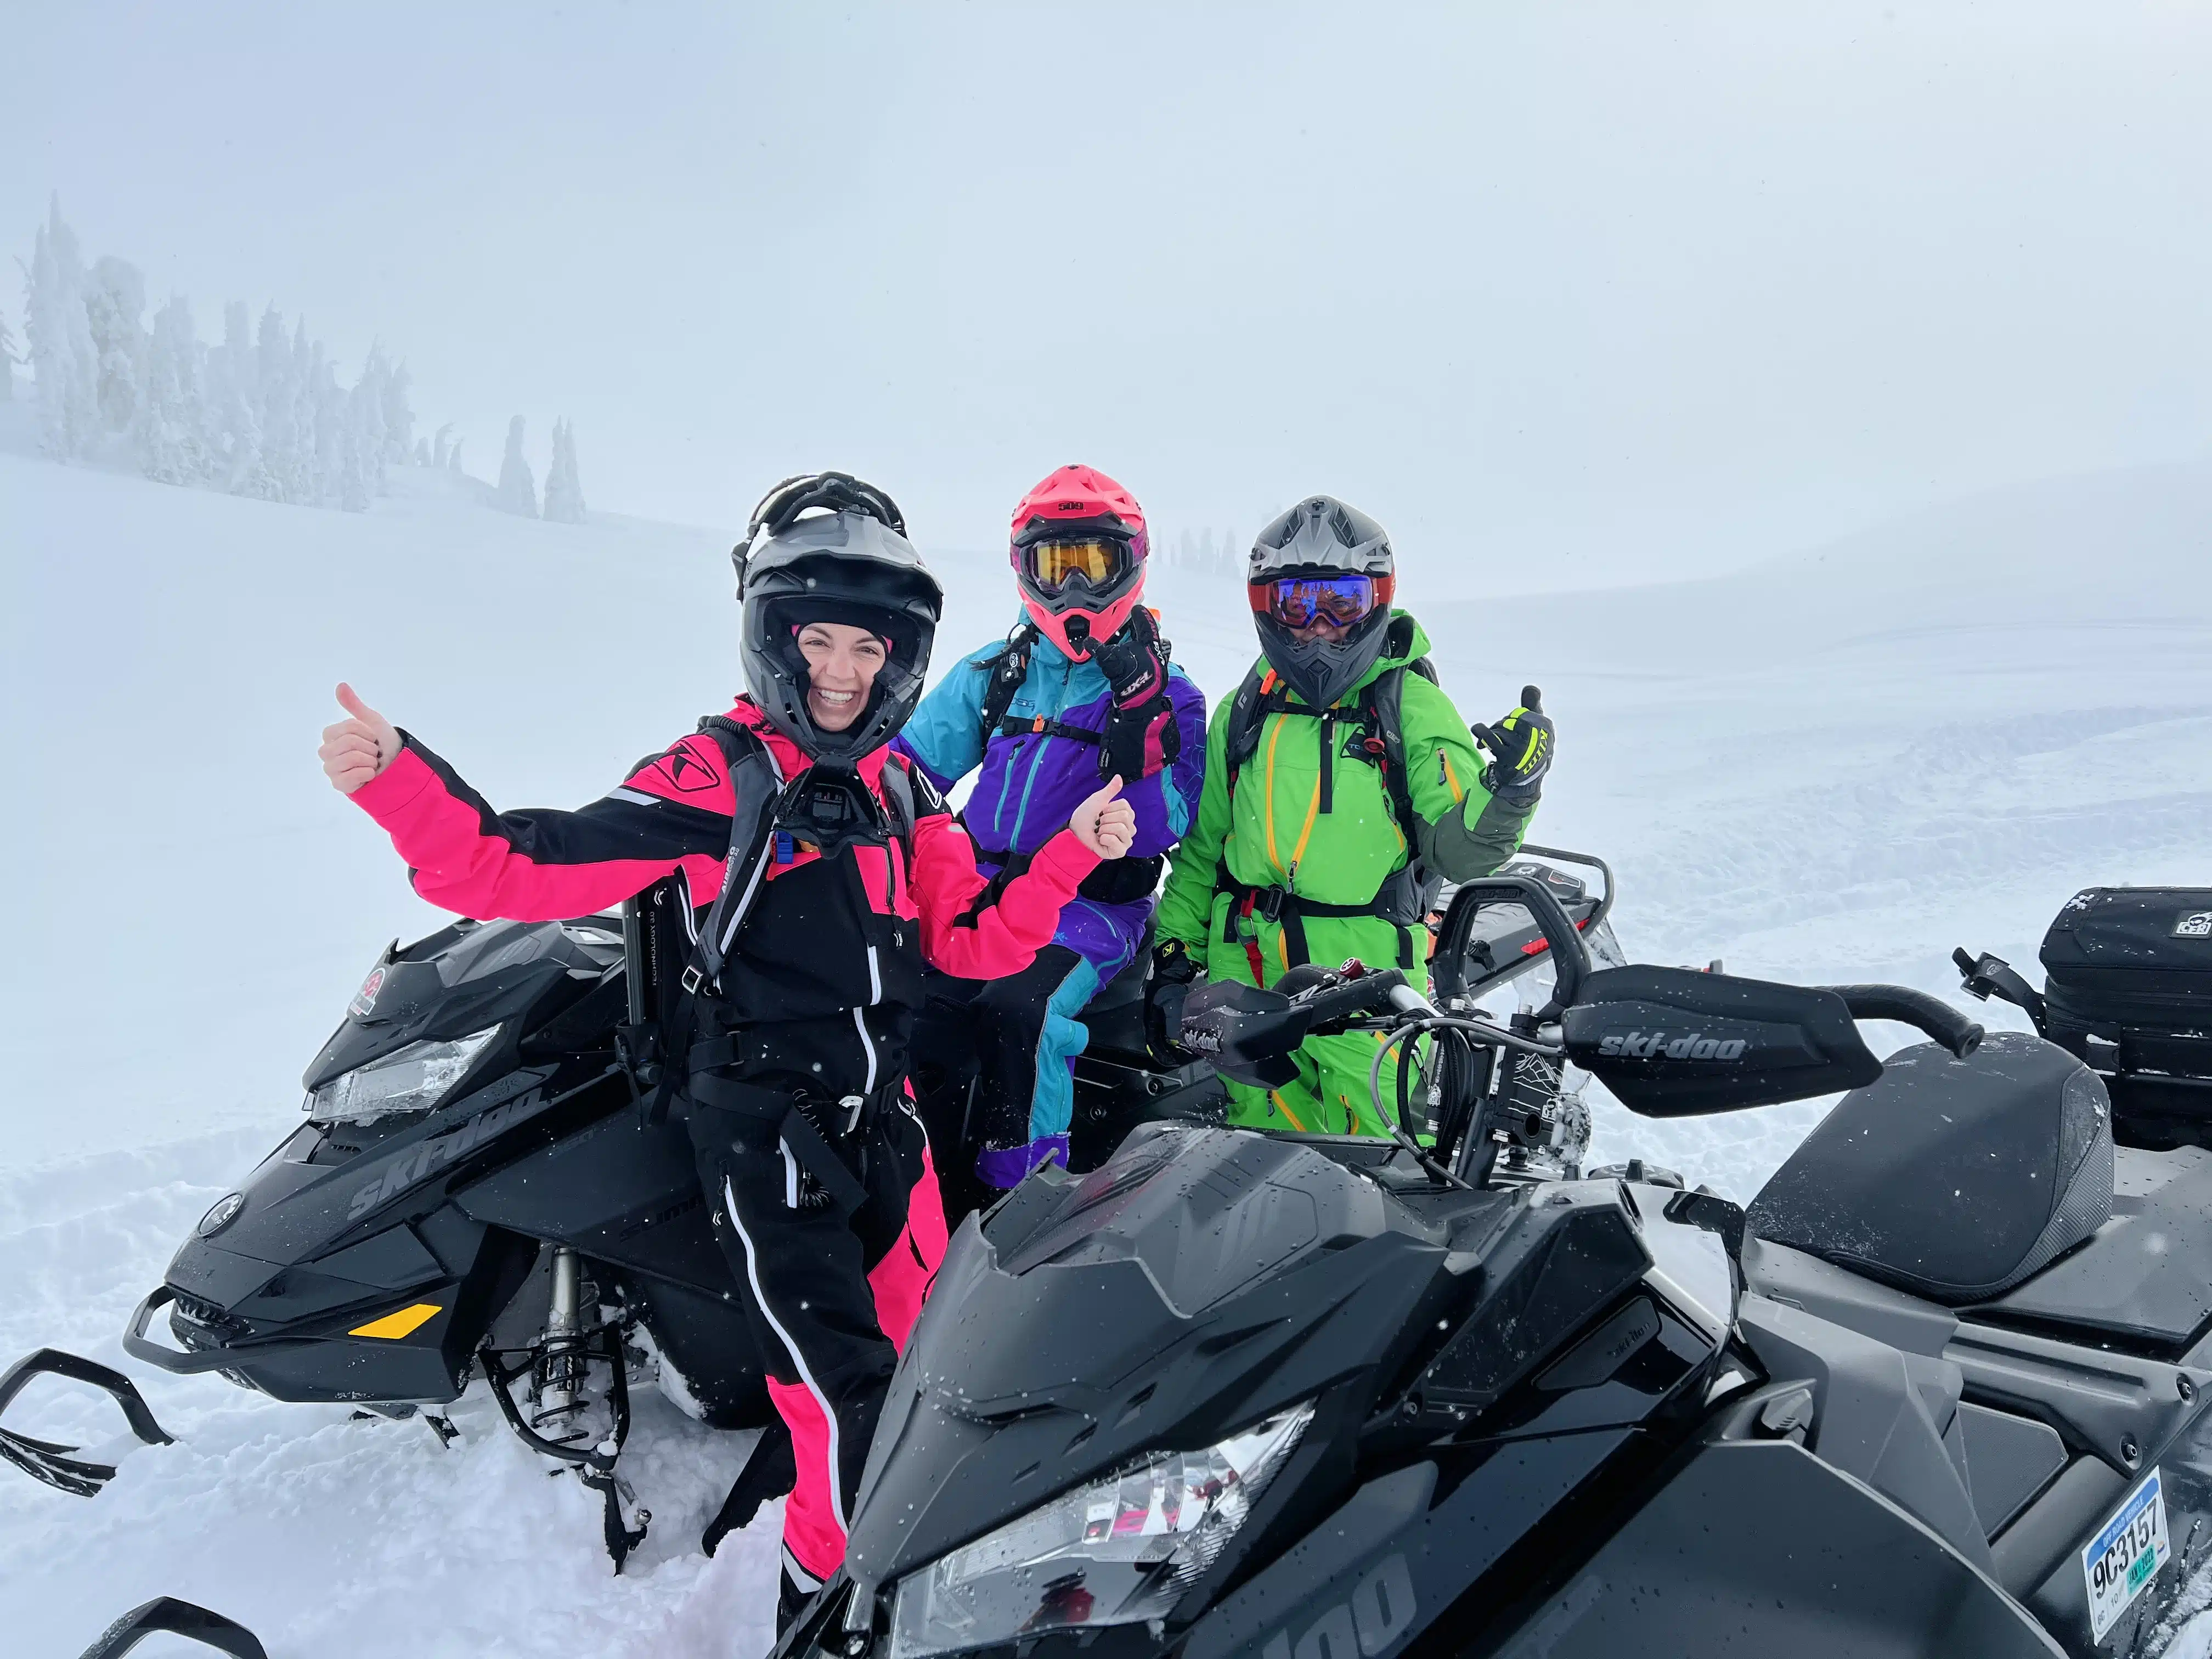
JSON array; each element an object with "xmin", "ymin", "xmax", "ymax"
[{"xmin": 3, "ymin": 425, "xmax": 2209, "ymax": 1654}]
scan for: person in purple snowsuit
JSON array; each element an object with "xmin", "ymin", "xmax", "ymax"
[{"xmin": 894, "ymin": 465, "xmax": 1207, "ymax": 1212}]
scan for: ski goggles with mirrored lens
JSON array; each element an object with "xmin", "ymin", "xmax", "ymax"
[
  {"xmin": 1025, "ymin": 537, "xmax": 1132, "ymax": 595},
  {"xmin": 1251, "ymin": 574, "xmax": 1390, "ymax": 629}
]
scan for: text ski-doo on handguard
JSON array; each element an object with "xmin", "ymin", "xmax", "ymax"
[
  {"xmin": 780, "ymin": 875, "xmax": 2212, "ymax": 1659},
  {"xmin": 2, "ymin": 876, "xmax": 784, "ymax": 1570}
]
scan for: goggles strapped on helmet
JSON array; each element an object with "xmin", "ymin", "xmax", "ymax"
[
  {"xmin": 1250, "ymin": 573, "xmax": 1392, "ymax": 630},
  {"xmin": 1024, "ymin": 536, "xmax": 1133, "ymax": 597}
]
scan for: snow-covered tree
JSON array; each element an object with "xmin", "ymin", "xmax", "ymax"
[
  {"xmin": 448, "ymin": 438, "xmax": 465, "ymax": 475},
  {"xmin": 24, "ymin": 200, "xmax": 101, "ymax": 459},
  {"xmin": 414, "ymin": 436, "xmax": 431, "ymax": 466},
  {"xmin": 542, "ymin": 416, "xmax": 587, "ymax": 523},
  {"xmin": 431, "ymin": 421, "xmax": 454, "ymax": 470},
  {"xmin": 137, "ymin": 294, "xmax": 215, "ymax": 486},
  {"xmin": 0, "ymin": 302, "xmax": 18, "ymax": 402},
  {"xmin": 338, "ymin": 349, "xmax": 387, "ymax": 512},
  {"xmin": 84, "ymin": 256, "xmax": 148, "ymax": 436},
  {"xmin": 209, "ymin": 300, "xmax": 277, "ymax": 499},
  {"xmin": 379, "ymin": 356, "xmax": 414, "ymax": 464},
  {"xmin": 496, "ymin": 414, "xmax": 537, "ymax": 516}
]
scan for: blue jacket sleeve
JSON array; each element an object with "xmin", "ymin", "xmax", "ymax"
[{"xmin": 893, "ymin": 645, "xmax": 995, "ymax": 792}]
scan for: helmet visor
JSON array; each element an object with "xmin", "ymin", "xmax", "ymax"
[
  {"xmin": 1251, "ymin": 574, "xmax": 1388, "ymax": 631},
  {"xmin": 1025, "ymin": 537, "xmax": 1132, "ymax": 597}
]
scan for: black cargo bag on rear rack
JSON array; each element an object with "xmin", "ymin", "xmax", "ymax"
[{"xmin": 2040, "ymin": 888, "xmax": 2212, "ymax": 1126}]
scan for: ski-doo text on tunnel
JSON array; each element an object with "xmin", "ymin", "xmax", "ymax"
[{"xmin": 777, "ymin": 873, "xmax": 2212, "ymax": 1659}]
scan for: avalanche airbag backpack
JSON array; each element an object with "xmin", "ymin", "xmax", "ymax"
[{"xmin": 2040, "ymin": 887, "xmax": 2212, "ymax": 1082}]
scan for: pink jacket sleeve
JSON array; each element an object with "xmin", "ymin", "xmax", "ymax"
[
  {"xmin": 349, "ymin": 732, "xmax": 734, "ymax": 921},
  {"xmin": 910, "ymin": 814, "xmax": 1100, "ymax": 979}
]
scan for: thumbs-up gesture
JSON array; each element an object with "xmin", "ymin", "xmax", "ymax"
[
  {"xmin": 320, "ymin": 683, "xmax": 400, "ymax": 794},
  {"xmin": 1470, "ymin": 685, "xmax": 1554, "ymax": 803},
  {"xmin": 1070, "ymin": 775, "xmax": 1137, "ymax": 859}
]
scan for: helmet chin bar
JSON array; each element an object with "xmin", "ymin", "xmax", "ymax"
[{"xmin": 1257, "ymin": 607, "xmax": 1392, "ymax": 711}]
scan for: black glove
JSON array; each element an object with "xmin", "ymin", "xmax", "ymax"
[
  {"xmin": 1090, "ymin": 607, "xmax": 1182, "ymax": 781},
  {"xmin": 1470, "ymin": 685, "xmax": 1554, "ymax": 804},
  {"xmin": 1145, "ymin": 939, "xmax": 1202, "ymax": 1064}
]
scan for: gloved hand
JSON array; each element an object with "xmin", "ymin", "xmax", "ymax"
[
  {"xmin": 1145, "ymin": 939, "xmax": 1203, "ymax": 1064},
  {"xmin": 1470, "ymin": 685, "xmax": 1555, "ymax": 804},
  {"xmin": 1091, "ymin": 607, "xmax": 1182, "ymax": 781}
]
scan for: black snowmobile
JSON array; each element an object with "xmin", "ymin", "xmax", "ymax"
[
  {"xmin": 1, "ymin": 876, "xmax": 778, "ymax": 1569},
  {"xmin": 770, "ymin": 874, "xmax": 2212, "ymax": 1659}
]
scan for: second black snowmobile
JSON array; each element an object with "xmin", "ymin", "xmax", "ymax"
[
  {"xmin": 774, "ymin": 872, "xmax": 2212, "ymax": 1659},
  {"xmin": 2, "ymin": 877, "xmax": 775, "ymax": 1565}
]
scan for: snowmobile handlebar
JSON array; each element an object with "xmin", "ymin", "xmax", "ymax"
[{"xmin": 1816, "ymin": 984, "xmax": 1984, "ymax": 1059}]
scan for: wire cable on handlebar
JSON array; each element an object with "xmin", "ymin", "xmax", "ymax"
[{"xmin": 1366, "ymin": 1014, "xmax": 1572, "ymax": 1192}]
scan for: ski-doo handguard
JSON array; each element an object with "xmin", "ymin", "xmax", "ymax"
[
  {"xmin": 1432, "ymin": 872, "xmax": 1593, "ymax": 1013},
  {"xmin": 1179, "ymin": 968, "xmax": 1409, "ymax": 1087}
]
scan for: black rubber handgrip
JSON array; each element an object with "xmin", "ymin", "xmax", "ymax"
[{"xmin": 1819, "ymin": 984, "xmax": 1984, "ymax": 1059}]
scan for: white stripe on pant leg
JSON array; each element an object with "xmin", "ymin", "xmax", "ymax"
[
  {"xmin": 782, "ymin": 1543, "xmax": 822, "ymax": 1592},
  {"xmin": 725, "ymin": 1176, "xmax": 849, "ymax": 1536}
]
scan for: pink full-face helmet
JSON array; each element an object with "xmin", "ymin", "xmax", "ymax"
[{"xmin": 1008, "ymin": 464, "xmax": 1149, "ymax": 660}]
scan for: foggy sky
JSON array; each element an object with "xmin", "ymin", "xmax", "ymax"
[{"xmin": 8, "ymin": 1, "xmax": 2210, "ymax": 588}]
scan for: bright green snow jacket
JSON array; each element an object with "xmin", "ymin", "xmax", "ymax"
[{"xmin": 1155, "ymin": 612, "xmax": 1536, "ymax": 981}]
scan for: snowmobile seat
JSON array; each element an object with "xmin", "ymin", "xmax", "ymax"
[{"xmin": 1746, "ymin": 1034, "xmax": 2113, "ymax": 1307}]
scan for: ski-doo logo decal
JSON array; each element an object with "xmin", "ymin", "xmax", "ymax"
[
  {"xmin": 197, "ymin": 1192, "xmax": 246, "ymax": 1236},
  {"xmin": 2175, "ymin": 911, "xmax": 2212, "ymax": 940},
  {"xmin": 1261, "ymin": 1554, "xmax": 1417, "ymax": 1659},
  {"xmin": 348, "ymin": 967, "xmax": 386, "ymax": 1019},
  {"xmin": 1595, "ymin": 1030, "xmax": 1748, "ymax": 1061},
  {"xmin": 345, "ymin": 1092, "xmax": 541, "ymax": 1221}
]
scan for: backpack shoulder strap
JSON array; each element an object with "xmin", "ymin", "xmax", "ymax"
[
  {"xmin": 642, "ymin": 715, "xmax": 783, "ymax": 1122},
  {"xmin": 1221, "ymin": 665, "xmax": 1278, "ymax": 792},
  {"xmin": 878, "ymin": 750, "xmax": 934, "ymax": 859},
  {"xmin": 1363, "ymin": 667, "xmax": 1420, "ymax": 845},
  {"xmin": 974, "ymin": 622, "xmax": 1040, "ymax": 751}
]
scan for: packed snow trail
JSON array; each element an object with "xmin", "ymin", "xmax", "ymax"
[{"xmin": 3, "ymin": 438, "xmax": 2209, "ymax": 1654}]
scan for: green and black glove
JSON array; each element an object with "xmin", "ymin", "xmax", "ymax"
[
  {"xmin": 1470, "ymin": 685, "xmax": 1555, "ymax": 805},
  {"xmin": 1145, "ymin": 939, "xmax": 1203, "ymax": 1064}
]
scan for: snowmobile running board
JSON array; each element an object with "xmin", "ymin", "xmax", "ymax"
[
  {"xmin": 0, "ymin": 1347, "xmax": 173, "ymax": 1497},
  {"xmin": 78, "ymin": 1597, "xmax": 266, "ymax": 1659}
]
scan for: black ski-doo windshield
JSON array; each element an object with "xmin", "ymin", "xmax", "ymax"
[
  {"xmin": 303, "ymin": 917, "xmax": 623, "ymax": 1091},
  {"xmin": 845, "ymin": 1125, "xmax": 1470, "ymax": 1587}
]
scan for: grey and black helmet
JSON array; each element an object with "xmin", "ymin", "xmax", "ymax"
[
  {"xmin": 1246, "ymin": 495, "xmax": 1398, "ymax": 711},
  {"xmin": 734, "ymin": 472, "xmax": 943, "ymax": 766}
]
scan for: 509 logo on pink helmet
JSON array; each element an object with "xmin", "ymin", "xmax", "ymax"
[{"xmin": 1008, "ymin": 464, "xmax": 1150, "ymax": 660}]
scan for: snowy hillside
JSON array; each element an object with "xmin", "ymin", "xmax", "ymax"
[{"xmin": 2, "ymin": 441, "xmax": 2209, "ymax": 1655}]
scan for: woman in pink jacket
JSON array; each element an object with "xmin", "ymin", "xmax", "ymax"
[{"xmin": 319, "ymin": 474, "xmax": 1135, "ymax": 1624}]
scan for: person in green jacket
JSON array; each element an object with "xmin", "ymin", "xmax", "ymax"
[{"xmin": 1149, "ymin": 494, "xmax": 1555, "ymax": 1135}]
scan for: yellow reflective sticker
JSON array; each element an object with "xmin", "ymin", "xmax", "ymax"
[{"xmin": 349, "ymin": 1302, "xmax": 442, "ymax": 1340}]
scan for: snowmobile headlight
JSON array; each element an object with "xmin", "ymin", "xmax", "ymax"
[
  {"xmin": 888, "ymin": 1400, "xmax": 1314, "ymax": 1659},
  {"xmin": 307, "ymin": 1027, "xmax": 500, "ymax": 1123}
]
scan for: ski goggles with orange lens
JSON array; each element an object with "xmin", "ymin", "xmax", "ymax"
[
  {"xmin": 1025, "ymin": 537, "xmax": 1131, "ymax": 595},
  {"xmin": 1252, "ymin": 573, "xmax": 1389, "ymax": 629}
]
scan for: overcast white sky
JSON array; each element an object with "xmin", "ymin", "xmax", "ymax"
[{"xmin": 8, "ymin": 2, "xmax": 2210, "ymax": 585}]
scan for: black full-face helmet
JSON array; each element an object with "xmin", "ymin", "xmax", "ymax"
[
  {"xmin": 1246, "ymin": 495, "xmax": 1397, "ymax": 711},
  {"xmin": 734, "ymin": 472, "xmax": 943, "ymax": 766}
]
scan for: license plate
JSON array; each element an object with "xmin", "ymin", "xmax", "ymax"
[{"xmin": 2084, "ymin": 1469, "xmax": 2171, "ymax": 1642}]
